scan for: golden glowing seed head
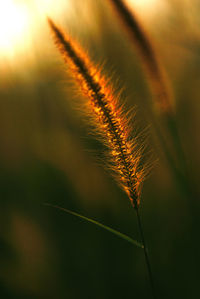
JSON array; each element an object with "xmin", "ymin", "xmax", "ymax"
[{"xmin": 48, "ymin": 18, "xmax": 148, "ymax": 208}]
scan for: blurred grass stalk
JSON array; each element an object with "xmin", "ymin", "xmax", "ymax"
[{"xmin": 107, "ymin": 0, "xmax": 192, "ymax": 199}]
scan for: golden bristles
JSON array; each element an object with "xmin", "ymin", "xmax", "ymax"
[{"xmin": 48, "ymin": 18, "xmax": 146, "ymax": 208}]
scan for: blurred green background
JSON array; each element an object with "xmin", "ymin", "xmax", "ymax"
[{"xmin": 0, "ymin": 0, "xmax": 200, "ymax": 298}]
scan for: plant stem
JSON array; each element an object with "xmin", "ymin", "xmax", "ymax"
[{"xmin": 135, "ymin": 208, "xmax": 157, "ymax": 299}]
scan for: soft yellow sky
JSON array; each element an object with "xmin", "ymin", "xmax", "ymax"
[
  {"xmin": 0, "ymin": 0, "xmax": 197, "ymax": 78},
  {"xmin": 0, "ymin": 0, "xmax": 165, "ymax": 62},
  {"xmin": 0, "ymin": 0, "xmax": 74, "ymax": 65}
]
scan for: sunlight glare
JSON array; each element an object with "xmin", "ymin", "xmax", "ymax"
[
  {"xmin": 127, "ymin": 0, "xmax": 168, "ymax": 19},
  {"xmin": 0, "ymin": 0, "xmax": 74, "ymax": 65},
  {"xmin": 0, "ymin": 0, "xmax": 29, "ymax": 57}
]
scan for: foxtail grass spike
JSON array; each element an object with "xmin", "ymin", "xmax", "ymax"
[
  {"xmin": 108, "ymin": 0, "xmax": 189, "ymax": 194},
  {"xmin": 48, "ymin": 18, "xmax": 147, "ymax": 208},
  {"xmin": 108, "ymin": 0, "xmax": 173, "ymax": 114},
  {"xmin": 48, "ymin": 18, "xmax": 157, "ymax": 298}
]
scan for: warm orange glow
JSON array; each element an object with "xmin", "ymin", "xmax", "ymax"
[
  {"xmin": 34, "ymin": 0, "xmax": 73, "ymax": 16},
  {"xmin": 126, "ymin": 0, "xmax": 168, "ymax": 18},
  {"xmin": 128, "ymin": 0, "xmax": 159, "ymax": 6},
  {"xmin": 48, "ymin": 19, "xmax": 147, "ymax": 207}
]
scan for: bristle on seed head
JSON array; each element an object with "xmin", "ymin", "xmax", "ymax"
[{"xmin": 48, "ymin": 17, "xmax": 148, "ymax": 208}]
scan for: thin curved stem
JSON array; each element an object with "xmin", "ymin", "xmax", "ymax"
[{"xmin": 135, "ymin": 208, "xmax": 157, "ymax": 299}]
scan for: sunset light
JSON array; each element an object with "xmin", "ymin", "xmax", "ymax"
[
  {"xmin": 127, "ymin": 0, "xmax": 168, "ymax": 18},
  {"xmin": 0, "ymin": 0, "xmax": 199, "ymax": 298},
  {"xmin": 0, "ymin": 0, "xmax": 72, "ymax": 63},
  {"xmin": 0, "ymin": 1, "xmax": 29, "ymax": 56}
]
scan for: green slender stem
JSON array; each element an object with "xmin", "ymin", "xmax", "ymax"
[
  {"xmin": 135, "ymin": 208, "xmax": 157, "ymax": 299},
  {"xmin": 44, "ymin": 203, "xmax": 143, "ymax": 248}
]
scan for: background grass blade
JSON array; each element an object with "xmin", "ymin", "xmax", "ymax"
[{"xmin": 44, "ymin": 203, "xmax": 143, "ymax": 248}]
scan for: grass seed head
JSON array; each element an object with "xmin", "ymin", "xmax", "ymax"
[{"xmin": 48, "ymin": 17, "xmax": 148, "ymax": 208}]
